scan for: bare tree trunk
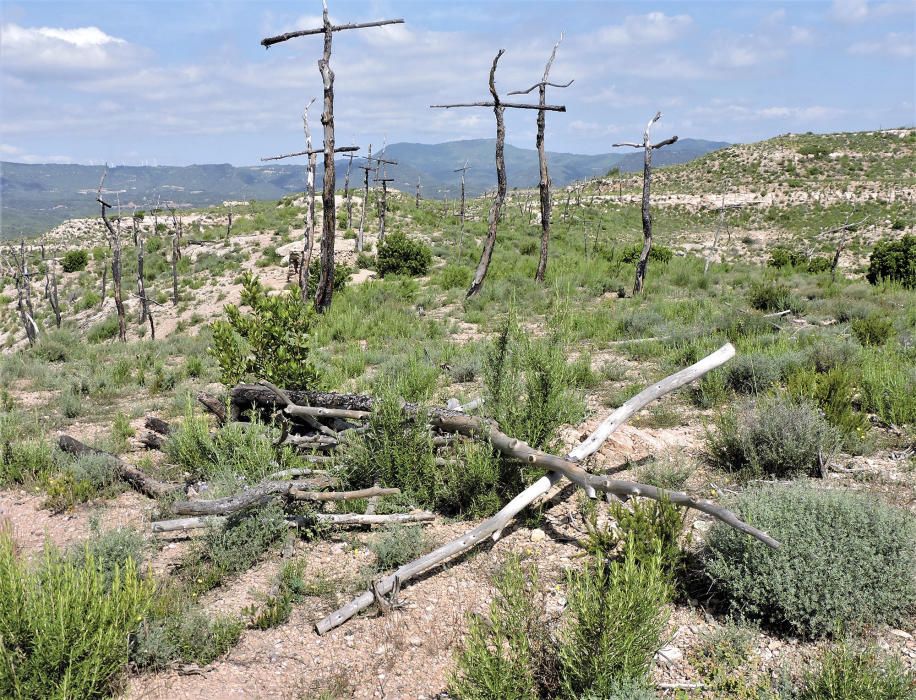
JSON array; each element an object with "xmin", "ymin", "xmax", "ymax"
[
  {"xmin": 704, "ymin": 182, "xmax": 729, "ymax": 275},
  {"xmin": 46, "ymin": 262, "xmax": 61, "ymax": 329},
  {"xmin": 171, "ymin": 233, "xmax": 179, "ymax": 306},
  {"xmin": 226, "ymin": 208, "xmax": 233, "ymax": 240},
  {"xmin": 378, "ymin": 180, "xmax": 388, "ymax": 243},
  {"xmin": 415, "ymin": 176, "xmax": 421, "ymax": 208},
  {"xmin": 357, "ymin": 144, "xmax": 371, "ymax": 253},
  {"xmin": 100, "ymin": 265, "xmax": 107, "ymax": 308},
  {"xmin": 136, "ymin": 228, "xmax": 148, "ymax": 324},
  {"xmin": 97, "ymin": 176, "xmax": 127, "ymax": 342},
  {"xmin": 13, "ymin": 242, "xmax": 38, "ymax": 345},
  {"xmin": 344, "ymin": 154, "xmax": 354, "ymax": 228},
  {"xmin": 314, "ymin": 2, "xmax": 337, "ymax": 313},
  {"xmin": 301, "ymin": 99, "xmax": 317, "ymax": 302},
  {"xmin": 467, "ymin": 50, "xmax": 507, "ymax": 299}
]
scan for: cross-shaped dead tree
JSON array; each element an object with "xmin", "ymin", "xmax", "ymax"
[
  {"xmin": 261, "ymin": 1, "xmax": 404, "ymax": 312},
  {"xmin": 357, "ymin": 145, "xmax": 373, "ymax": 253},
  {"xmin": 613, "ymin": 112, "xmax": 678, "ymax": 294},
  {"xmin": 453, "ymin": 161, "xmax": 470, "ymax": 229},
  {"xmin": 2, "ymin": 242, "xmax": 39, "ymax": 346},
  {"xmin": 45, "ymin": 257, "xmax": 61, "ymax": 329},
  {"xmin": 97, "ymin": 170, "xmax": 127, "ymax": 342},
  {"xmin": 415, "ymin": 176, "xmax": 421, "ymax": 209},
  {"xmin": 432, "ymin": 49, "xmax": 566, "ymax": 298},
  {"xmin": 368, "ymin": 153, "xmax": 397, "ymax": 243},
  {"xmin": 507, "ymin": 35, "xmax": 572, "ymax": 283},
  {"xmin": 342, "ymin": 151, "xmax": 357, "ymax": 228}
]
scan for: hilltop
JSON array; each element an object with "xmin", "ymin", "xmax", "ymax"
[{"xmin": 0, "ymin": 137, "xmax": 726, "ymax": 237}]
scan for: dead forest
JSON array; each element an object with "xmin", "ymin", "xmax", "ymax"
[{"xmin": 1, "ymin": 2, "xmax": 915, "ymax": 699}]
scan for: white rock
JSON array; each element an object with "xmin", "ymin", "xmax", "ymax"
[
  {"xmin": 655, "ymin": 645, "xmax": 683, "ymax": 666},
  {"xmin": 530, "ymin": 528, "xmax": 546, "ymax": 542}
]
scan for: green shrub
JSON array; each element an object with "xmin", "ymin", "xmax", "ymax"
[
  {"xmin": 66, "ymin": 524, "xmax": 146, "ymax": 589},
  {"xmin": 165, "ymin": 411, "xmax": 299, "ymax": 484},
  {"xmin": 557, "ymin": 545, "xmax": 671, "ymax": 698},
  {"xmin": 607, "ymin": 498, "xmax": 684, "ymax": 577},
  {"xmin": 767, "ymin": 247, "xmax": 807, "ymax": 269},
  {"xmin": 706, "ymin": 395, "xmax": 840, "ymax": 480},
  {"xmin": 75, "ymin": 290, "xmax": 101, "ymax": 311},
  {"xmin": 866, "ymin": 234, "xmax": 915, "ymax": 288},
  {"xmin": 484, "ymin": 314, "xmax": 583, "ymax": 451},
  {"xmin": 787, "ymin": 367, "xmax": 869, "ymax": 450},
  {"xmin": 368, "ymin": 525, "xmax": 430, "ymax": 572},
  {"xmin": 703, "ymin": 483, "xmax": 916, "ymax": 638},
  {"xmin": 439, "ymin": 264, "xmax": 472, "ymax": 290},
  {"xmin": 131, "ymin": 601, "xmax": 242, "ymax": 669},
  {"xmin": 436, "ymin": 440, "xmax": 509, "ymax": 519},
  {"xmin": 44, "ymin": 453, "xmax": 121, "ymax": 512},
  {"xmin": 307, "ymin": 259, "xmax": 351, "ymax": 298},
  {"xmin": 376, "ymin": 232, "xmax": 432, "ymax": 277},
  {"xmin": 179, "ymin": 504, "xmax": 288, "ymax": 594},
  {"xmin": 245, "ymin": 560, "xmax": 307, "ymax": 630},
  {"xmin": 209, "ymin": 272, "xmax": 319, "ymax": 388},
  {"xmin": 0, "ymin": 440, "xmax": 54, "ymax": 486},
  {"xmin": 87, "ymin": 314, "xmax": 121, "ymax": 343},
  {"xmin": 0, "ymin": 528, "xmax": 155, "ymax": 699},
  {"xmin": 61, "ymin": 249, "xmax": 89, "ymax": 273},
  {"xmin": 859, "ymin": 347, "xmax": 916, "ymax": 425},
  {"xmin": 748, "ymin": 281, "xmax": 801, "ymax": 313},
  {"xmin": 620, "ymin": 243, "xmax": 672, "ymax": 264},
  {"xmin": 799, "ymin": 642, "xmax": 915, "ymax": 700},
  {"xmin": 449, "ymin": 557, "xmax": 548, "ymax": 700},
  {"xmin": 850, "ymin": 315, "xmax": 895, "ymax": 346}
]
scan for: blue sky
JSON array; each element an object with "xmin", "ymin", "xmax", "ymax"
[{"xmin": 1, "ymin": 0, "xmax": 913, "ymax": 166}]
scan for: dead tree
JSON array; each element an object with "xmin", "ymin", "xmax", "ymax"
[
  {"xmin": 415, "ymin": 176, "xmax": 421, "ymax": 208},
  {"xmin": 357, "ymin": 144, "xmax": 373, "ymax": 253},
  {"xmin": 375, "ymin": 177, "xmax": 394, "ymax": 242},
  {"xmin": 342, "ymin": 151, "xmax": 357, "ymax": 229},
  {"xmin": 454, "ymin": 161, "xmax": 470, "ymax": 228},
  {"xmin": 135, "ymin": 219, "xmax": 149, "ymax": 325},
  {"xmin": 261, "ymin": 104, "xmax": 359, "ymax": 302},
  {"xmin": 508, "ymin": 35, "xmax": 572, "ymax": 283},
  {"xmin": 432, "ymin": 49, "xmax": 566, "ymax": 298},
  {"xmin": 261, "ymin": 0, "xmax": 404, "ymax": 313},
  {"xmin": 97, "ymin": 171, "xmax": 127, "ymax": 342},
  {"xmin": 45, "ymin": 259, "xmax": 61, "ymax": 329},
  {"xmin": 705, "ymin": 179, "xmax": 730, "ymax": 275},
  {"xmin": 823, "ymin": 214, "xmax": 869, "ymax": 281},
  {"xmin": 2, "ymin": 242, "xmax": 39, "ymax": 345},
  {"xmin": 226, "ymin": 206, "xmax": 233, "ymax": 240},
  {"xmin": 613, "ymin": 112, "xmax": 678, "ymax": 294}
]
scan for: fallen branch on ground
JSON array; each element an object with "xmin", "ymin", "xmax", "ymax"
[{"xmin": 151, "ymin": 510, "xmax": 435, "ymax": 533}]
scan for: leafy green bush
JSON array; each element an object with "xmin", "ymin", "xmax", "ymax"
[
  {"xmin": 799, "ymin": 642, "xmax": 915, "ymax": 700},
  {"xmin": 439, "ymin": 264, "xmax": 472, "ymax": 290},
  {"xmin": 449, "ymin": 557, "xmax": 550, "ymax": 700},
  {"xmin": 131, "ymin": 600, "xmax": 242, "ymax": 669},
  {"xmin": 376, "ymin": 232, "xmax": 432, "ymax": 277},
  {"xmin": 703, "ymin": 483, "xmax": 916, "ymax": 638},
  {"xmin": 706, "ymin": 395, "xmax": 840, "ymax": 480},
  {"xmin": 245, "ymin": 560, "xmax": 307, "ymax": 630},
  {"xmin": 858, "ymin": 347, "xmax": 916, "ymax": 425},
  {"xmin": 209, "ymin": 272, "xmax": 319, "ymax": 388},
  {"xmin": 787, "ymin": 367, "xmax": 869, "ymax": 450},
  {"xmin": 307, "ymin": 259, "xmax": 351, "ymax": 298},
  {"xmin": 0, "ymin": 528, "xmax": 155, "ymax": 699},
  {"xmin": 620, "ymin": 243, "xmax": 673, "ymax": 264},
  {"xmin": 557, "ymin": 545, "xmax": 671, "ymax": 698},
  {"xmin": 87, "ymin": 314, "xmax": 121, "ymax": 343},
  {"xmin": 747, "ymin": 281, "xmax": 802, "ymax": 313},
  {"xmin": 850, "ymin": 315, "xmax": 895, "ymax": 346},
  {"xmin": 484, "ymin": 314, "xmax": 583, "ymax": 451},
  {"xmin": 179, "ymin": 504, "xmax": 288, "ymax": 594},
  {"xmin": 44, "ymin": 453, "xmax": 121, "ymax": 512},
  {"xmin": 607, "ymin": 498, "xmax": 684, "ymax": 577},
  {"xmin": 61, "ymin": 249, "xmax": 89, "ymax": 273},
  {"xmin": 368, "ymin": 525, "xmax": 430, "ymax": 572},
  {"xmin": 0, "ymin": 439, "xmax": 54, "ymax": 486},
  {"xmin": 66, "ymin": 524, "xmax": 146, "ymax": 589},
  {"xmin": 866, "ymin": 234, "xmax": 915, "ymax": 288}
]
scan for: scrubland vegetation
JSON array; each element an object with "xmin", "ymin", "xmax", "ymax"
[{"xmin": 0, "ymin": 129, "xmax": 914, "ymax": 698}]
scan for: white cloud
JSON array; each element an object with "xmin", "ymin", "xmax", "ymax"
[
  {"xmin": 832, "ymin": 0, "xmax": 870, "ymax": 23},
  {"xmin": 593, "ymin": 12, "xmax": 692, "ymax": 47},
  {"xmin": 0, "ymin": 23, "xmax": 141, "ymax": 78},
  {"xmin": 0, "ymin": 142, "xmax": 72, "ymax": 164},
  {"xmin": 849, "ymin": 32, "xmax": 915, "ymax": 57},
  {"xmin": 690, "ymin": 102, "xmax": 846, "ymax": 122}
]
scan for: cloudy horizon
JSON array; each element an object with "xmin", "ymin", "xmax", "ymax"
[{"xmin": 1, "ymin": 0, "xmax": 913, "ymax": 167}]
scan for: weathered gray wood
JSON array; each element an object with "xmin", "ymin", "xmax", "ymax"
[
  {"xmin": 97, "ymin": 172, "xmax": 126, "ymax": 341},
  {"xmin": 58, "ymin": 435, "xmax": 180, "ymax": 499},
  {"xmin": 613, "ymin": 112, "xmax": 678, "ymax": 294},
  {"xmin": 315, "ymin": 343, "xmax": 762, "ymax": 635},
  {"xmin": 152, "ymin": 510, "xmax": 433, "ymax": 533}
]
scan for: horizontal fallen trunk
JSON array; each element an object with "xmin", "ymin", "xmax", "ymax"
[
  {"xmin": 172, "ymin": 482, "xmax": 399, "ymax": 516},
  {"xmin": 315, "ymin": 343, "xmax": 761, "ymax": 635},
  {"xmin": 197, "ymin": 392, "xmax": 227, "ymax": 425},
  {"xmin": 145, "ymin": 416, "xmax": 172, "ymax": 435},
  {"xmin": 140, "ymin": 431, "xmax": 167, "ymax": 451},
  {"xmin": 152, "ymin": 510, "xmax": 435, "ymax": 533},
  {"xmin": 58, "ymin": 435, "xmax": 180, "ymax": 499}
]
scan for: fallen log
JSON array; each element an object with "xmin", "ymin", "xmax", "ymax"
[
  {"xmin": 57, "ymin": 435, "xmax": 181, "ymax": 499},
  {"xmin": 315, "ymin": 343, "xmax": 774, "ymax": 635},
  {"xmin": 152, "ymin": 511, "xmax": 435, "ymax": 533},
  {"xmin": 172, "ymin": 482, "xmax": 399, "ymax": 516},
  {"xmin": 197, "ymin": 392, "xmax": 227, "ymax": 425},
  {"xmin": 145, "ymin": 416, "xmax": 172, "ymax": 435},
  {"xmin": 140, "ymin": 431, "xmax": 167, "ymax": 450}
]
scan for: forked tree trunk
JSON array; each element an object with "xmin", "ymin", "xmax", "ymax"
[
  {"xmin": 171, "ymin": 233, "xmax": 179, "ymax": 306},
  {"xmin": 136, "ymin": 228, "xmax": 148, "ymax": 324},
  {"xmin": 357, "ymin": 144, "xmax": 371, "ymax": 253},
  {"xmin": 97, "ymin": 180, "xmax": 127, "ymax": 342},
  {"xmin": 301, "ymin": 99, "xmax": 317, "ymax": 302},
  {"xmin": 344, "ymin": 154, "xmax": 354, "ymax": 228},
  {"xmin": 467, "ymin": 50, "xmax": 507, "ymax": 299}
]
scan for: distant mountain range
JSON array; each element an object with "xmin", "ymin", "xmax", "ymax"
[{"xmin": 0, "ymin": 137, "xmax": 727, "ymax": 237}]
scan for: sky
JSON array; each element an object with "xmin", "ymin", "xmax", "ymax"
[{"xmin": 1, "ymin": 0, "xmax": 914, "ymax": 166}]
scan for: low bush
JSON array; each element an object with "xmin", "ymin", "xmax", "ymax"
[
  {"xmin": 44, "ymin": 452, "xmax": 121, "ymax": 512},
  {"xmin": 747, "ymin": 281, "xmax": 802, "ymax": 313},
  {"xmin": 768, "ymin": 247, "xmax": 831, "ymax": 273},
  {"xmin": 376, "ymin": 232, "xmax": 432, "ymax": 277},
  {"xmin": 209, "ymin": 272, "xmax": 319, "ymax": 389},
  {"xmin": 703, "ymin": 483, "xmax": 916, "ymax": 638},
  {"xmin": 439, "ymin": 264, "xmax": 472, "ymax": 290},
  {"xmin": 850, "ymin": 315, "xmax": 895, "ymax": 346},
  {"xmin": 620, "ymin": 243, "xmax": 673, "ymax": 264},
  {"xmin": 131, "ymin": 600, "xmax": 242, "ymax": 669},
  {"xmin": 368, "ymin": 525, "xmax": 430, "ymax": 572},
  {"xmin": 244, "ymin": 560, "xmax": 307, "ymax": 630},
  {"xmin": 786, "ymin": 367, "xmax": 869, "ymax": 450},
  {"xmin": 307, "ymin": 259, "xmax": 351, "ymax": 298},
  {"xmin": 706, "ymin": 395, "xmax": 840, "ymax": 480},
  {"xmin": 66, "ymin": 524, "xmax": 146, "ymax": 589},
  {"xmin": 866, "ymin": 234, "xmax": 915, "ymax": 288},
  {"xmin": 0, "ymin": 528, "xmax": 155, "ymax": 698},
  {"xmin": 87, "ymin": 314, "xmax": 121, "ymax": 343},
  {"xmin": 858, "ymin": 347, "xmax": 916, "ymax": 426},
  {"xmin": 557, "ymin": 545, "xmax": 671, "ymax": 697},
  {"xmin": 0, "ymin": 439, "xmax": 54, "ymax": 486},
  {"xmin": 179, "ymin": 504, "xmax": 288, "ymax": 594},
  {"xmin": 798, "ymin": 642, "xmax": 915, "ymax": 700},
  {"xmin": 61, "ymin": 249, "xmax": 89, "ymax": 273}
]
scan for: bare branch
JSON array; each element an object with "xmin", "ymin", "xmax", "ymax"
[{"xmin": 261, "ymin": 18, "xmax": 405, "ymax": 47}]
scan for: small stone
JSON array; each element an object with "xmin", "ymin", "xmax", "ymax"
[
  {"xmin": 530, "ymin": 528, "xmax": 546, "ymax": 542},
  {"xmin": 410, "ymin": 637, "xmax": 423, "ymax": 647},
  {"xmin": 655, "ymin": 645, "xmax": 683, "ymax": 667},
  {"xmin": 890, "ymin": 629, "xmax": 913, "ymax": 640}
]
